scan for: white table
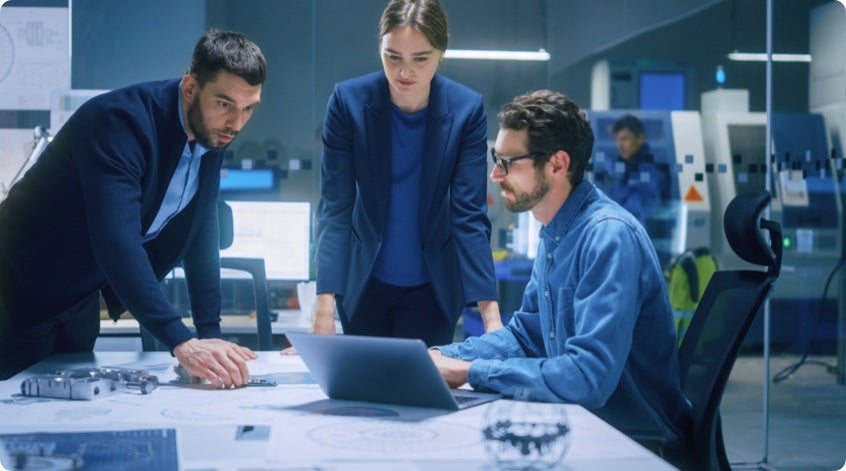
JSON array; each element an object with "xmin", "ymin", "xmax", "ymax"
[{"xmin": 0, "ymin": 352, "xmax": 677, "ymax": 470}]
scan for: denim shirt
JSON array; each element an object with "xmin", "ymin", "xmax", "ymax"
[{"xmin": 439, "ymin": 180, "xmax": 690, "ymax": 445}]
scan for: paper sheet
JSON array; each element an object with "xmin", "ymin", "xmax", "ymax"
[{"xmin": 0, "ymin": 6, "xmax": 69, "ymax": 110}]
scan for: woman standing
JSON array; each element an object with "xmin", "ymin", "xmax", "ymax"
[{"xmin": 312, "ymin": 0, "xmax": 501, "ymax": 346}]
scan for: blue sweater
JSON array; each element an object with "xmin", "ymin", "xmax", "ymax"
[
  {"xmin": 438, "ymin": 181, "xmax": 691, "ymax": 447},
  {"xmin": 372, "ymin": 104, "xmax": 428, "ymax": 285}
]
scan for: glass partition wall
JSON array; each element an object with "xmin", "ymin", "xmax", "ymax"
[{"xmin": 61, "ymin": 0, "xmax": 844, "ymax": 465}]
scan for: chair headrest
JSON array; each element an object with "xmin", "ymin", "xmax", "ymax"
[{"xmin": 723, "ymin": 190, "xmax": 777, "ymax": 268}]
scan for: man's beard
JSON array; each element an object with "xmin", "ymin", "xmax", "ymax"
[
  {"xmin": 187, "ymin": 96, "xmax": 237, "ymax": 151},
  {"xmin": 502, "ymin": 171, "xmax": 550, "ymax": 213}
]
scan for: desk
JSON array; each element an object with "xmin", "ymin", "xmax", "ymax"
[
  {"xmin": 99, "ymin": 309, "xmax": 311, "ymax": 336},
  {"xmin": 97, "ymin": 309, "xmax": 323, "ymax": 350},
  {"xmin": 0, "ymin": 352, "xmax": 676, "ymax": 470}
]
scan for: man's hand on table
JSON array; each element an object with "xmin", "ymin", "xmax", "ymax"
[{"xmin": 173, "ymin": 338, "xmax": 257, "ymax": 389}]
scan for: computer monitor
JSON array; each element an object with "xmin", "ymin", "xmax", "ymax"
[
  {"xmin": 639, "ymin": 71, "xmax": 685, "ymax": 111},
  {"xmin": 220, "ymin": 168, "xmax": 276, "ymax": 192},
  {"xmin": 220, "ymin": 201, "xmax": 311, "ymax": 281}
]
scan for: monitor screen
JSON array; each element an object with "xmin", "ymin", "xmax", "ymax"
[
  {"xmin": 220, "ymin": 201, "xmax": 311, "ymax": 281},
  {"xmin": 220, "ymin": 168, "xmax": 276, "ymax": 192},
  {"xmin": 639, "ymin": 72, "xmax": 685, "ymax": 110}
]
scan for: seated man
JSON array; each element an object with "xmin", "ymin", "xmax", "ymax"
[{"xmin": 430, "ymin": 90, "xmax": 691, "ymax": 454}]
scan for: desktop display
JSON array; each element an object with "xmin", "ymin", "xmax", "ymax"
[
  {"xmin": 640, "ymin": 71, "xmax": 685, "ymax": 111},
  {"xmin": 220, "ymin": 168, "xmax": 276, "ymax": 192},
  {"xmin": 220, "ymin": 201, "xmax": 311, "ymax": 281}
]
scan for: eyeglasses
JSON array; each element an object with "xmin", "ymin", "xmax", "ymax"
[{"xmin": 490, "ymin": 148, "xmax": 546, "ymax": 176}]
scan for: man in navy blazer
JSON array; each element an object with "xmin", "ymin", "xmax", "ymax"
[
  {"xmin": 0, "ymin": 30, "xmax": 265, "ymax": 387},
  {"xmin": 314, "ymin": 70, "xmax": 500, "ymax": 344}
]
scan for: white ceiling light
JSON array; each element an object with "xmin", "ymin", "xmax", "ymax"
[
  {"xmin": 727, "ymin": 52, "xmax": 812, "ymax": 63},
  {"xmin": 445, "ymin": 49, "xmax": 550, "ymax": 61}
]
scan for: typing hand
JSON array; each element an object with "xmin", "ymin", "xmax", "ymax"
[
  {"xmin": 429, "ymin": 350, "xmax": 471, "ymax": 389},
  {"xmin": 173, "ymin": 338, "xmax": 256, "ymax": 389}
]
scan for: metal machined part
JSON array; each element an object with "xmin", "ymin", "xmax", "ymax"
[{"xmin": 19, "ymin": 367, "xmax": 159, "ymax": 400}]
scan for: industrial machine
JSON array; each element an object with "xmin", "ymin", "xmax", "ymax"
[{"xmin": 700, "ymin": 88, "xmax": 842, "ymax": 353}]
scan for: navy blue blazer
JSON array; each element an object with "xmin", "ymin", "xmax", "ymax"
[
  {"xmin": 0, "ymin": 79, "xmax": 224, "ymax": 350},
  {"xmin": 315, "ymin": 71, "xmax": 497, "ymax": 326}
]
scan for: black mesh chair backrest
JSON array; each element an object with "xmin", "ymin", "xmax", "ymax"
[
  {"xmin": 141, "ymin": 200, "xmax": 273, "ymax": 351},
  {"xmin": 218, "ymin": 200, "xmax": 235, "ymax": 250},
  {"xmin": 674, "ymin": 190, "xmax": 782, "ymax": 471}
]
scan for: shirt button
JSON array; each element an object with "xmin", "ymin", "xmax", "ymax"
[
  {"xmin": 544, "ymin": 290, "xmax": 549, "ymax": 297},
  {"xmin": 555, "ymin": 236, "xmax": 560, "ymax": 242},
  {"xmin": 550, "ymin": 331, "xmax": 555, "ymax": 339},
  {"xmin": 547, "ymin": 253, "xmax": 552, "ymax": 260}
]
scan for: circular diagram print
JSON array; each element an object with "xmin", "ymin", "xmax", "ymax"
[
  {"xmin": 308, "ymin": 421, "xmax": 480, "ymax": 452},
  {"xmin": 0, "ymin": 24, "xmax": 13, "ymax": 82}
]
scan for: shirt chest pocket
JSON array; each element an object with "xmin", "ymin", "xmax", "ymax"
[{"xmin": 545, "ymin": 286, "xmax": 575, "ymax": 355}]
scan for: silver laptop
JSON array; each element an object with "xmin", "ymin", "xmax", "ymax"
[{"xmin": 286, "ymin": 332, "xmax": 499, "ymax": 410}]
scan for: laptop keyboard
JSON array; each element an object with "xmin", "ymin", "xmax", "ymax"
[{"xmin": 453, "ymin": 394, "xmax": 479, "ymax": 404}]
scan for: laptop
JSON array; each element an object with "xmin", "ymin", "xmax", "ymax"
[{"xmin": 286, "ymin": 332, "xmax": 500, "ymax": 410}]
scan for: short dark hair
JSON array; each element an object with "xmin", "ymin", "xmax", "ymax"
[
  {"xmin": 379, "ymin": 0, "xmax": 449, "ymax": 51},
  {"xmin": 612, "ymin": 113, "xmax": 645, "ymax": 136},
  {"xmin": 497, "ymin": 90, "xmax": 594, "ymax": 186},
  {"xmin": 188, "ymin": 29, "xmax": 266, "ymax": 87}
]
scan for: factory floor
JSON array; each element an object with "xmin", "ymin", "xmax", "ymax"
[{"xmin": 720, "ymin": 353, "xmax": 845, "ymax": 471}]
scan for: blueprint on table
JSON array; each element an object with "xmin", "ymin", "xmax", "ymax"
[{"xmin": 0, "ymin": 428, "xmax": 178, "ymax": 471}]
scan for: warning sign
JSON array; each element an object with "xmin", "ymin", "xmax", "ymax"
[{"xmin": 684, "ymin": 185, "xmax": 704, "ymax": 202}]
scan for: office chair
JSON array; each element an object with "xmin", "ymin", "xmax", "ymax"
[
  {"xmin": 671, "ymin": 189, "xmax": 782, "ymax": 471},
  {"xmin": 140, "ymin": 200, "xmax": 274, "ymax": 351}
]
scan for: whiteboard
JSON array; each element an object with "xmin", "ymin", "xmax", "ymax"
[{"xmin": 0, "ymin": 5, "xmax": 69, "ymax": 110}]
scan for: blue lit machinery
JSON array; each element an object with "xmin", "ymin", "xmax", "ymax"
[
  {"xmin": 810, "ymin": 1, "xmax": 846, "ymax": 383},
  {"xmin": 587, "ymin": 110, "xmax": 711, "ymax": 267},
  {"xmin": 772, "ymin": 113, "xmax": 841, "ymax": 354},
  {"xmin": 701, "ymin": 88, "xmax": 842, "ymax": 353},
  {"xmin": 700, "ymin": 89, "xmax": 768, "ymax": 270}
]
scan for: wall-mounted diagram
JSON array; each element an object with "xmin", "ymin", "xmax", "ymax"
[{"xmin": 0, "ymin": 24, "xmax": 13, "ymax": 83}]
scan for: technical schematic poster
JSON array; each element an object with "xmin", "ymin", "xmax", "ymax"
[{"xmin": 0, "ymin": 5, "xmax": 69, "ymax": 110}]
